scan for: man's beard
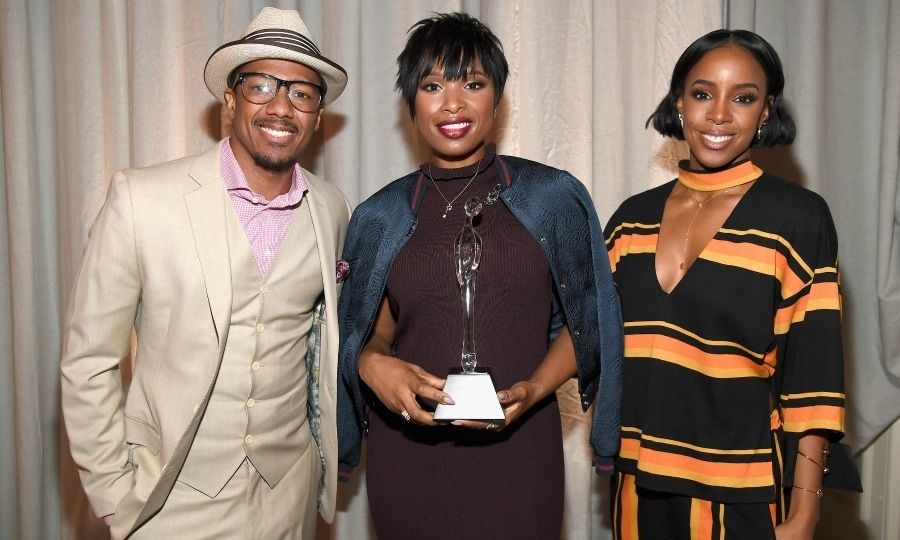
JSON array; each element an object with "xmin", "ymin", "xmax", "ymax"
[{"xmin": 251, "ymin": 150, "xmax": 296, "ymax": 172}]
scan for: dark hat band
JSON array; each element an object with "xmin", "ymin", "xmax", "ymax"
[
  {"xmin": 206, "ymin": 27, "xmax": 347, "ymax": 79},
  {"xmin": 242, "ymin": 28, "xmax": 322, "ymax": 56}
]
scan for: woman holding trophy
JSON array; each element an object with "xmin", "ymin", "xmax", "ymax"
[{"xmin": 337, "ymin": 12, "xmax": 622, "ymax": 539}]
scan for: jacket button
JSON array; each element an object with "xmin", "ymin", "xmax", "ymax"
[{"xmin": 540, "ymin": 237, "xmax": 546, "ymax": 243}]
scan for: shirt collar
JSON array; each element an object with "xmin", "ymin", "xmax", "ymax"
[{"xmin": 220, "ymin": 138, "xmax": 308, "ymax": 207}]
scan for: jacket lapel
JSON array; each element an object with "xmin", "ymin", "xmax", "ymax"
[
  {"xmin": 184, "ymin": 142, "xmax": 232, "ymax": 342},
  {"xmin": 303, "ymin": 169, "xmax": 337, "ymax": 350},
  {"xmin": 303, "ymin": 169, "xmax": 340, "ymax": 518}
]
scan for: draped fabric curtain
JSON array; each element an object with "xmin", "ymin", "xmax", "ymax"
[{"xmin": 1, "ymin": 1, "xmax": 897, "ymax": 539}]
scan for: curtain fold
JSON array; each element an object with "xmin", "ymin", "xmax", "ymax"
[
  {"xmin": 1, "ymin": 1, "xmax": 62, "ymax": 539},
  {"xmin": 876, "ymin": 0, "xmax": 900, "ymax": 419}
]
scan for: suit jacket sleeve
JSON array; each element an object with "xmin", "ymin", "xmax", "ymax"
[{"xmin": 61, "ymin": 170, "xmax": 142, "ymax": 517}]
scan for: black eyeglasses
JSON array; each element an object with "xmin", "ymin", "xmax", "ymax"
[{"xmin": 234, "ymin": 72, "xmax": 325, "ymax": 112}]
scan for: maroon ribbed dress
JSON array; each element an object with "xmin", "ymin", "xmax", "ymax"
[{"xmin": 365, "ymin": 148, "xmax": 565, "ymax": 539}]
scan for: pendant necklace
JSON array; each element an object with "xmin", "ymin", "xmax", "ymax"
[
  {"xmin": 679, "ymin": 185, "xmax": 736, "ymax": 270},
  {"xmin": 427, "ymin": 156, "xmax": 484, "ymax": 218}
]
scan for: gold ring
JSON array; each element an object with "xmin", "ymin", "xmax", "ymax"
[
  {"xmin": 486, "ymin": 422, "xmax": 502, "ymax": 431},
  {"xmin": 400, "ymin": 410, "xmax": 411, "ymax": 422}
]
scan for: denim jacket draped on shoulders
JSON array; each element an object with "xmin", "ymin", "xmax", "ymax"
[{"xmin": 336, "ymin": 155, "xmax": 623, "ymax": 479}]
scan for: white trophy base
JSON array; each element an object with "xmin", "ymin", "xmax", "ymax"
[{"xmin": 433, "ymin": 369, "xmax": 505, "ymax": 421}]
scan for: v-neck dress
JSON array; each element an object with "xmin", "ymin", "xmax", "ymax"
[
  {"xmin": 604, "ymin": 169, "xmax": 846, "ymax": 507},
  {"xmin": 364, "ymin": 149, "xmax": 565, "ymax": 539}
]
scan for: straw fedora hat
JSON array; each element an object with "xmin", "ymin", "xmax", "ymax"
[{"xmin": 204, "ymin": 7, "xmax": 347, "ymax": 106}]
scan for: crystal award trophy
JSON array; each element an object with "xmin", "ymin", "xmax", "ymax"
[{"xmin": 434, "ymin": 197, "xmax": 505, "ymax": 421}]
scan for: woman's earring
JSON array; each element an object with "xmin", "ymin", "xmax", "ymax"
[
  {"xmin": 757, "ymin": 122, "xmax": 766, "ymax": 140},
  {"xmin": 678, "ymin": 111, "xmax": 684, "ymax": 128}
]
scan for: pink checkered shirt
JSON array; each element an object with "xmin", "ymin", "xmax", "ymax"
[{"xmin": 220, "ymin": 140, "xmax": 308, "ymax": 277}]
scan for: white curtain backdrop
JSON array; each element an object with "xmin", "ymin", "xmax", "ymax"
[{"xmin": 1, "ymin": 1, "xmax": 897, "ymax": 539}]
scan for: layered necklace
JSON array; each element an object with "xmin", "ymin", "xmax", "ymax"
[
  {"xmin": 676, "ymin": 160, "xmax": 763, "ymax": 269},
  {"xmin": 426, "ymin": 156, "xmax": 483, "ymax": 218}
]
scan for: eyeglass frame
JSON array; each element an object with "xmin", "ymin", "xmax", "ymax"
[{"xmin": 231, "ymin": 72, "xmax": 326, "ymax": 113}]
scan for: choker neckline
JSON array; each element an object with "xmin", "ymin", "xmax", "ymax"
[
  {"xmin": 420, "ymin": 144, "xmax": 497, "ymax": 181},
  {"xmin": 678, "ymin": 160, "xmax": 763, "ymax": 191}
]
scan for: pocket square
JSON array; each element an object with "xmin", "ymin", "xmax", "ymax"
[{"xmin": 335, "ymin": 259, "xmax": 350, "ymax": 284}]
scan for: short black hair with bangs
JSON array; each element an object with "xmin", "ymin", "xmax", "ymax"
[{"xmin": 396, "ymin": 12, "xmax": 509, "ymax": 117}]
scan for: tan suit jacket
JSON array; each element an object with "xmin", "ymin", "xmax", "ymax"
[{"xmin": 61, "ymin": 141, "xmax": 349, "ymax": 537}]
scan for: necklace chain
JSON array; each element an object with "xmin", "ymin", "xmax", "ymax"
[
  {"xmin": 679, "ymin": 185, "xmax": 737, "ymax": 270},
  {"xmin": 427, "ymin": 157, "xmax": 484, "ymax": 218}
]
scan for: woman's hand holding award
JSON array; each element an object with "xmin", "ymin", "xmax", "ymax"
[{"xmin": 434, "ymin": 197, "xmax": 505, "ymax": 421}]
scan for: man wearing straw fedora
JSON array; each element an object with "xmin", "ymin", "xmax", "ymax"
[{"xmin": 61, "ymin": 8, "xmax": 349, "ymax": 538}]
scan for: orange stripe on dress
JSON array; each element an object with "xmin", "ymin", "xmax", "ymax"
[
  {"xmin": 703, "ymin": 238, "xmax": 774, "ymax": 270},
  {"xmin": 690, "ymin": 498, "xmax": 713, "ymax": 540},
  {"xmin": 773, "ymin": 281, "xmax": 841, "ymax": 334},
  {"xmin": 620, "ymin": 473, "xmax": 639, "ymax": 540},
  {"xmin": 625, "ymin": 334, "xmax": 769, "ymax": 378},
  {"xmin": 608, "ymin": 244, "xmax": 620, "ymax": 272},
  {"xmin": 807, "ymin": 282, "xmax": 841, "ymax": 311},
  {"xmin": 774, "ymin": 293, "xmax": 808, "ymax": 335},
  {"xmin": 777, "ymin": 253, "xmax": 812, "ymax": 299},
  {"xmin": 619, "ymin": 437, "xmax": 641, "ymax": 461},
  {"xmin": 637, "ymin": 447, "xmax": 773, "ymax": 488},
  {"xmin": 608, "ymin": 233, "xmax": 658, "ymax": 272},
  {"xmin": 700, "ymin": 240, "xmax": 807, "ymax": 298},
  {"xmin": 781, "ymin": 405, "xmax": 844, "ymax": 433},
  {"xmin": 763, "ymin": 348, "xmax": 778, "ymax": 375}
]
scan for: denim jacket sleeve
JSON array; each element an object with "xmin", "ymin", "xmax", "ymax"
[
  {"xmin": 497, "ymin": 156, "xmax": 623, "ymax": 472},
  {"xmin": 337, "ymin": 176, "xmax": 418, "ymax": 478}
]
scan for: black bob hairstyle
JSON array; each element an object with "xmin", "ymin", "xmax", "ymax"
[
  {"xmin": 396, "ymin": 12, "xmax": 509, "ymax": 117},
  {"xmin": 647, "ymin": 29, "xmax": 796, "ymax": 148}
]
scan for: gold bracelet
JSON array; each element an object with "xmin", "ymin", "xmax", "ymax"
[
  {"xmin": 797, "ymin": 450, "xmax": 829, "ymax": 475},
  {"xmin": 793, "ymin": 484, "xmax": 823, "ymax": 499}
]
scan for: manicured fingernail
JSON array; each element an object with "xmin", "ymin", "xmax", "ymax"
[
  {"xmin": 451, "ymin": 421, "xmax": 462, "ymax": 426},
  {"xmin": 497, "ymin": 392, "xmax": 507, "ymax": 401},
  {"xmin": 442, "ymin": 394, "xmax": 455, "ymax": 405}
]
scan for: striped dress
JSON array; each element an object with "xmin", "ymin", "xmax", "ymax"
[{"xmin": 605, "ymin": 164, "xmax": 845, "ymax": 524}]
